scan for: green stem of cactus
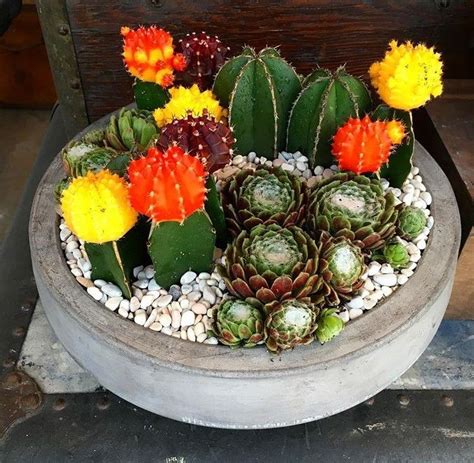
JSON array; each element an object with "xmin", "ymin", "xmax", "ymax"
[
  {"xmin": 133, "ymin": 79, "xmax": 170, "ymax": 111},
  {"xmin": 148, "ymin": 211, "xmax": 216, "ymax": 288},
  {"xmin": 85, "ymin": 220, "xmax": 150, "ymax": 299}
]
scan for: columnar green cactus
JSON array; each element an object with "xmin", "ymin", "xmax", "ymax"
[
  {"xmin": 287, "ymin": 67, "xmax": 371, "ymax": 168},
  {"xmin": 213, "ymin": 47, "xmax": 302, "ymax": 159}
]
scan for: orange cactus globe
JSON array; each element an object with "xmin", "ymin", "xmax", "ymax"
[
  {"xmin": 121, "ymin": 25, "xmax": 187, "ymax": 87},
  {"xmin": 332, "ymin": 116, "xmax": 403, "ymax": 175},
  {"xmin": 128, "ymin": 146, "xmax": 207, "ymax": 223}
]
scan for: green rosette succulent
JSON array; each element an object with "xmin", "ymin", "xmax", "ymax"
[
  {"xmin": 307, "ymin": 172, "xmax": 398, "ymax": 250},
  {"xmin": 81, "ymin": 128, "xmax": 106, "ymax": 146},
  {"xmin": 318, "ymin": 232, "xmax": 366, "ymax": 305},
  {"xmin": 397, "ymin": 205, "xmax": 427, "ymax": 240},
  {"xmin": 374, "ymin": 241, "xmax": 410, "ymax": 269},
  {"xmin": 222, "ymin": 166, "xmax": 308, "ymax": 237},
  {"xmin": 105, "ymin": 107, "xmax": 158, "ymax": 153},
  {"xmin": 316, "ymin": 308, "xmax": 345, "ymax": 344},
  {"xmin": 61, "ymin": 143, "xmax": 118, "ymax": 178},
  {"xmin": 217, "ymin": 224, "xmax": 324, "ymax": 309},
  {"xmin": 265, "ymin": 299, "xmax": 318, "ymax": 353},
  {"xmin": 211, "ymin": 299, "xmax": 264, "ymax": 348}
]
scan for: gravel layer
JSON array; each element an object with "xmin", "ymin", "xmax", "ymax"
[{"xmin": 59, "ymin": 150, "xmax": 433, "ymax": 342}]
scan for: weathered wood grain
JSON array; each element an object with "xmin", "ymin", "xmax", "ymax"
[{"xmin": 65, "ymin": 0, "xmax": 474, "ymax": 121}]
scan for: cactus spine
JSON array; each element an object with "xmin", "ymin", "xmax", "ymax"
[
  {"xmin": 287, "ymin": 67, "xmax": 371, "ymax": 168},
  {"xmin": 213, "ymin": 47, "xmax": 301, "ymax": 159}
]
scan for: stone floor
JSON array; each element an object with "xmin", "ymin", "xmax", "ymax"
[{"xmin": 0, "ymin": 109, "xmax": 50, "ymax": 242}]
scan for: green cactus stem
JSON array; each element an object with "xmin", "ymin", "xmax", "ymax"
[
  {"xmin": 213, "ymin": 47, "xmax": 301, "ymax": 159},
  {"xmin": 372, "ymin": 104, "xmax": 414, "ymax": 188},
  {"xmin": 148, "ymin": 211, "xmax": 216, "ymax": 288},
  {"xmin": 287, "ymin": 67, "xmax": 371, "ymax": 168},
  {"xmin": 205, "ymin": 176, "xmax": 229, "ymax": 248},
  {"xmin": 85, "ymin": 220, "xmax": 150, "ymax": 299},
  {"xmin": 133, "ymin": 79, "xmax": 170, "ymax": 111}
]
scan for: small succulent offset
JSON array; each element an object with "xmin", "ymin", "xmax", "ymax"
[
  {"xmin": 176, "ymin": 31, "xmax": 230, "ymax": 90},
  {"xmin": 222, "ymin": 166, "xmax": 308, "ymax": 237},
  {"xmin": 61, "ymin": 143, "xmax": 118, "ymax": 178},
  {"xmin": 105, "ymin": 108, "xmax": 158, "ymax": 153},
  {"xmin": 318, "ymin": 232, "xmax": 366, "ymax": 305},
  {"xmin": 307, "ymin": 172, "xmax": 398, "ymax": 250},
  {"xmin": 265, "ymin": 300, "xmax": 318, "ymax": 353},
  {"xmin": 397, "ymin": 205, "xmax": 427, "ymax": 240},
  {"xmin": 315, "ymin": 308, "xmax": 345, "ymax": 344},
  {"xmin": 218, "ymin": 224, "xmax": 324, "ymax": 309},
  {"xmin": 211, "ymin": 299, "xmax": 264, "ymax": 348},
  {"xmin": 374, "ymin": 241, "xmax": 410, "ymax": 269},
  {"xmin": 158, "ymin": 111, "xmax": 234, "ymax": 173}
]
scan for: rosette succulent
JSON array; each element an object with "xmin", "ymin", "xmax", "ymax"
[
  {"xmin": 222, "ymin": 166, "xmax": 308, "ymax": 237},
  {"xmin": 105, "ymin": 108, "xmax": 158, "ymax": 153},
  {"xmin": 217, "ymin": 224, "xmax": 324, "ymax": 308},
  {"xmin": 265, "ymin": 300, "xmax": 318, "ymax": 353},
  {"xmin": 315, "ymin": 308, "xmax": 345, "ymax": 344},
  {"xmin": 61, "ymin": 143, "xmax": 118, "ymax": 178},
  {"xmin": 318, "ymin": 232, "xmax": 366, "ymax": 305},
  {"xmin": 397, "ymin": 205, "xmax": 427, "ymax": 240},
  {"xmin": 375, "ymin": 241, "xmax": 410, "ymax": 269},
  {"xmin": 212, "ymin": 299, "xmax": 264, "ymax": 348},
  {"xmin": 308, "ymin": 172, "xmax": 398, "ymax": 250}
]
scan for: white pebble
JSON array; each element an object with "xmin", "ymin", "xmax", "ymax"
[
  {"xmin": 65, "ymin": 241, "xmax": 79, "ymax": 252},
  {"xmin": 364, "ymin": 299, "xmax": 377, "ymax": 310},
  {"xmin": 198, "ymin": 272, "xmax": 211, "ymax": 280},
  {"xmin": 204, "ymin": 337, "xmax": 218, "ymax": 345},
  {"xmin": 180, "ymin": 299, "xmax": 190, "ymax": 310},
  {"xmin": 417, "ymin": 240, "xmax": 427, "ymax": 250},
  {"xmin": 156, "ymin": 294, "xmax": 173, "ymax": 307},
  {"xmin": 105, "ymin": 296, "xmax": 122, "ymax": 311},
  {"xmin": 101, "ymin": 284, "xmax": 122, "ymax": 297},
  {"xmin": 380, "ymin": 263, "xmax": 394, "ymax": 274},
  {"xmin": 380, "ymin": 178, "xmax": 390, "ymax": 190},
  {"xmin": 181, "ymin": 311, "xmax": 195, "ymax": 327},
  {"xmin": 197, "ymin": 333, "xmax": 208, "ymax": 343},
  {"xmin": 373, "ymin": 273, "xmax": 397, "ymax": 287},
  {"xmin": 71, "ymin": 268, "xmax": 82, "ymax": 277},
  {"xmin": 192, "ymin": 302, "xmax": 208, "ymax": 315},
  {"xmin": 149, "ymin": 322, "xmax": 162, "ymax": 332},
  {"xmin": 372, "ymin": 289, "xmax": 384, "ymax": 300},
  {"xmin": 397, "ymin": 274, "xmax": 409, "ymax": 285},
  {"xmin": 159, "ymin": 313, "xmax": 172, "ymax": 327},
  {"xmin": 402, "ymin": 184, "xmax": 415, "ymax": 194},
  {"xmin": 187, "ymin": 326, "xmax": 196, "ymax": 342},
  {"xmin": 140, "ymin": 294, "xmax": 157, "ymax": 309},
  {"xmin": 413, "ymin": 199, "xmax": 427, "ymax": 209},
  {"xmin": 233, "ymin": 154, "xmax": 244, "ymax": 165},
  {"xmin": 364, "ymin": 279, "xmax": 375, "ymax": 291},
  {"xmin": 87, "ymin": 286, "xmax": 103, "ymax": 301},
  {"xmin": 133, "ymin": 266, "xmax": 144, "ymax": 278},
  {"xmin": 202, "ymin": 287, "xmax": 216, "ymax": 305},
  {"xmin": 94, "ymin": 279, "xmax": 107, "ymax": 288},
  {"xmin": 322, "ymin": 168, "xmax": 333, "ymax": 178},
  {"xmin": 118, "ymin": 307, "xmax": 129, "ymax": 318},
  {"xmin": 194, "ymin": 322, "xmax": 205, "ymax": 336},
  {"xmin": 148, "ymin": 279, "xmax": 160, "ymax": 291},
  {"xmin": 188, "ymin": 291, "xmax": 202, "ymax": 302},
  {"xmin": 401, "ymin": 192, "xmax": 413, "ymax": 206},
  {"xmin": 144, "ymin": 309, "xmax": 158, "ymax": 328},
  {"xmin": 391, "ymin": 188, "xmax": 401, "ymax": 197},
  {"xmin": 129, "ymin": 296, "xmax": 140, "ymax": 312},
  {"xmin": 313, "ymin": 166, "xmax": 324, "ymax": 175},
  {"xmin": 247, "ymin": 152, "xmax": 256, "ymax": 163},
  {"xmin": 349, "ymin": 308, "xmax": 363, "ymax": 319},
  {"xmin": 346, "ymin": 296, "xmax": 364, "ymax": 310},
  {"xmin": 401, "ymin": 268, "xmax": 414, "ymax": 277},
  {"xmin": 180, "ymin": 271, "xmax": 197, "ymax": 285},
  {"xmin": 420, "ymin": 192, "xmax": 432, "ymax": 206},
  {"xmin": 161, "ymin": 327, "xmax": 172, "ymax": 336},
  {"xmin": 134, "ymin": 310, "xmax": 147, "ymax": 326},
  {"xmin": 181, "ymin": 284, "xmax": 193, "ymax": 295},
  {"xmin": 60, "ymin": 228, "xmax": 71, "ymax": 241},
  {"xmin": 406, "ymin": 243, "xmax": 419, "ymax": 255},
  {"xmin": 134, "ymin": 279, "xmax": 148, "ymax": 289},
  {"xmin": 367, "ymin": 262, "xmax": 381, "ymax": 276},
  {"xmin": 144, "ymin": 266, "xmax": 155, "ymax": 279},
  {"xmin": 171, "ymin": 310, "xmax": 181, "ymax": 329},
  {"xmin": 411, "ymin": 180, "xmax": 426, "ymax": 191},
  {"xmin": 427, "ymin": 216, "xmax": 434, "ymax": 229},
  {"xmin": 381, "ymin": 286, "xmax": 393, "ymax": 297},
  {"xmin": 281, "ymin": 163, "xmax": 294, "ymax": 172},
  {"xmin": 338, "ymin": 311, "xmax": 350, "ymax": 323},
  {"xmin": 409, "ymin": 253, "xmax": 421, "ymax": 263},
  {"xmin": 296, "ymin": 161, "xmax": 307, "ymax": 171},
  {"xmin": 119, "ymin": 299, "xmax": 130, "ymax": 311},
  {"xmin": 137, "ymin": 271, "xmax": 147, "ymax": 280}
]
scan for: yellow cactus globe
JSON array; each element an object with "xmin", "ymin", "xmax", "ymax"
[
  {"xmin": 369, "ymin": 40, "xmax": 443, "ymax": 111},
  {"xmin": 60, "ymin": 170, "xmax": 137, "ymax": 244},
  {"xmin": 153, "ymin": 84, "xmax": 226, "ymax": 127}
]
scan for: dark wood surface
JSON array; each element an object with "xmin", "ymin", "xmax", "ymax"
[{"xmin": 65, "ymin": 0, "xmax": 474, "ymax": 122}]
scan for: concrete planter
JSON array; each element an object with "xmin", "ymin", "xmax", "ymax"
[{"xmin": 30, "ymin": 119, "xmax": 460, "ymax": 428}]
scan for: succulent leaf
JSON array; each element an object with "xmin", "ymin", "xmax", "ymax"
[{"xmin": 316, "ymin": 308, "xmax": 345, "ymax": 344}]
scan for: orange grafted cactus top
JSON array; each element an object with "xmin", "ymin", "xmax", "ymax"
[
  {"xmin": 332, "ymin": 116, "xmax": 404, "ymax": 175},
  {"xmin": 128, "ymin": 146, "xmax": 207, "ymax": 223},
  {"xmin": 121, "ymin": 26, "xmax": 187, "ymax": 87}
]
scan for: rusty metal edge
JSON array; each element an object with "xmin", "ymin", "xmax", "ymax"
[{"xmin": 36, "ymin": 0, "xmax": 89, "ymax": 137}]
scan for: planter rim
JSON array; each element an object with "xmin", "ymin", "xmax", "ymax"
[{"xmin": 29, "ymin": 110, "xmax": 461, "ymax": 379}]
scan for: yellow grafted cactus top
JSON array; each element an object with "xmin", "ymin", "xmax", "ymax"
[
  {"xmin": 60, "ymin": 170, "xmax": 137, "ymax": 244},
  {"xmin": 153, "ymin": 84, "xmax": 226, "ymax": 127},
  {"xmin": 369, "ymin": 40, "xmax": 443, "ymax": 111}
]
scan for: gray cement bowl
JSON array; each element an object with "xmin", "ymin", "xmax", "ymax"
[{"xmin": 30, "ymin": 125, "xmax": 460, "ymax": 428}]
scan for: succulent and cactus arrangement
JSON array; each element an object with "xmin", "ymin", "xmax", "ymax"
[{"xmin": 55, "ymin": 25, "xmax": 443, "ymax": 354}]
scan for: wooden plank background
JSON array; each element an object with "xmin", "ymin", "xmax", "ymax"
[{"xmin": 65, "ymin": 0, "xmax": 474, "ymax": 122}]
